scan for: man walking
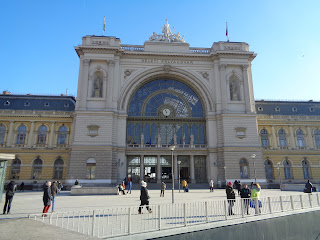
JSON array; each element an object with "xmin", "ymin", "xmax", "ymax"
[
  {"xmin": 127, "ymin": 178, "xmax": 132, "ymax": 194},
  {"xmin": 51, "ymin": 181, "xmax": 58, "ymax": 212},
  {"xmin": 160, "ymin": 181, "xmax": 166, "ymax": 197},
  {"xmin": 3, "ymin": 181, "xmax": 16, "ymax": 214},
  {"xmin": 138, "ymin": 181, "xmax": 152, "ymax": 214}
]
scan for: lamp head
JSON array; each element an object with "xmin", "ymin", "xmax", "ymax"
[{"xmin": 169, "ymin": 145, "xmax": 175, "ymax": 151}]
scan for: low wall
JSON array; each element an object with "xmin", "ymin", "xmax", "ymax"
[
  {"xmin": 282, "ymin": 184, "xmax": 319, "ymax": 192},
  {"xmin": 70, "ymin": 186, "xmax": 119, "ymax": 195}
]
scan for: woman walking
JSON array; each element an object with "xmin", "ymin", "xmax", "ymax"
[{"xmin": 42, "ymin": 181, "xmax": 52, "ymax": 217}]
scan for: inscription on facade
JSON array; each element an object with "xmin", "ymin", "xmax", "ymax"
[
  {"xmin": 92, "ymin": 40, "xmax": 110, "ymax": 45},
  {"xmin": 142, "ymin": 59, "xmax": 193, "ymax": 64}
]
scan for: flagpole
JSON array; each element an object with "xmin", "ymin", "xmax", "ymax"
[
  {"xmin": 226, "ymin": 21, "xmax": 229, "ymax": 42},
  {"xmin": 103, "ymin": 16, "xmax": 106, "ymax": 36}
]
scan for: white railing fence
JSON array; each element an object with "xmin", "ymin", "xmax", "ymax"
[{"xmin": 28, "ymin": 193, "xmax": 320, "ymax": 238}]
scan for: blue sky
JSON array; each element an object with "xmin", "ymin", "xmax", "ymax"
[{"xmin": 1, "ymin": 1, "xmax": 320, "ymax": 101}]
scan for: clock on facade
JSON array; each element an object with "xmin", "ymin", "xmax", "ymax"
[{"xmin": 162, "ymin": 108, "xmax": 171, "ymax": 117}]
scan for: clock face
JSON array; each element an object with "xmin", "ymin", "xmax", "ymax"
[{"xmin": 162, "ymin": 108, "xmax": 171, "ymax": 116}]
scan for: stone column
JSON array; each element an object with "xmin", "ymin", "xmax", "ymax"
[
  {"xmin": 6, "ymin": 121, "xmax": 14, "ymax": 147},
  {"xmin": 289, "ymin": 126, "xmax": 296, "ymax": 149},
  {"xmin": 174, "ymin": 155, "xmax": 178, "ymax": 180},
  {"xmin": 190, "ymin": 155, "xmax": 195, "ymax": 183},
  {"xmin": 271, "ymin": 125, "xmax": 278, "ymax": 149},
  {"xmin": 157, "ymin": 155, "xmax": 161, "ymax": 183},
  {"xmin": 106, "ymin": 60, "xmax": 114, "ymax": 108},
  {"xmin": 79, "ymin": 59, "xmax": 90, "ymax": 110},
  {"xmin": 242, "ymin": 64, "xmax": 251, "ymax": 113},
  {"xmin": 140, "ymin": 154, "xmax": 144, "ymax": 181},
  {"xmin": 48, "ymin": 122, "xmax": 55, "ymax": 148},
  {"xmin": 219, "ymin": 64, "xmax": 227, "ymax": 112},
  {"xmin": 307, "ymin": 126, "xmax": 314, "ymax": 149},
  {"xmin": 27, "ymin": 121, "xmax": 35, "ymax": 148}
]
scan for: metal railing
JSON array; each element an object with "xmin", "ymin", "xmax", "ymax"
[{"xmin": 28, "ymin": 193, "xmax": 320, "ymax": 238}]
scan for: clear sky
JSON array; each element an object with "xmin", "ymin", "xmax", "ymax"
[{"xmin": 1, "ymin": 1, "xmax": 320, "ymax": 101}]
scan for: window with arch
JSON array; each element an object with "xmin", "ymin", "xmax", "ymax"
[
  {"xmin": 16, "ymin": 125, "xmax": 27, "ymax": 145},
  {"xmin": 53, "ymin": 157, "xmax": 64, "ymax": 179},
  {"xmin": 37, "ymin": 125, "xmax": 47, "ymax": 144},
  {"xmin": 57, "ymin": 125, "xmax": 68, "ymax": 145},
  {"xmin": 0, "ymin": 124, "xmax": 6, "ymax": 145},
  {"xmin": 314, "ymin": 129, "xmax": 320, "ymax": 148},
  {"xmin": 32, "ymin": 157, "xmax": 43, "ymax": 179},
  {"xmin": 296, "ymin": 129, "xmax": 305, "ymax": 148},
  {"xmin": 86, "ymin": 158, "xmax": 96, "ymax": 179},
  {"xmin": 11, "ymin": 158, "xmax": 21, "ymax": 179},
  {"xmin": 302, "ymin": 159, "xmax": 311, "ymax": 179},
  {"xmin": 260, "ymin": 129, "xmax": 269, "ymax": 147},
  {"xmin": 283, "ymin": 160, "xmax": 292, "ymax": 179},
  {"xmin": 240, "ymin": 158, "xmax": 249, "ymax": 179},
  {"xmin": 264, "ymin": 159, "xmax": 274, "ymax": 179},
  {"xmin": 278, "ymin": 129, "xmax": 287, "ymax": 147}
]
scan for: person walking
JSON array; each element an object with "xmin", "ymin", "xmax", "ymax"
[
  {"xmin": 20, "ymin": 182, "xmax": 24, "ymax": 192},
  {"xmin": 226, "ymin": 181, "xmax": 236, "ymax": 215},
  {"xmin": 160, "ymin": 181, "xmax": 166, "ymax": 197},
  {"xmin": 42, "ymin": 181, "xmax": 52, "ymax": 217},
  {"xmin": 182, "ymin": 179, "xmax": 188, "ymax": 192},
  {"xmin": 240, "ymin": 184, "xmax": 251, "ymax": 215},
  {"xmin": 305, "ymin": 180, "xmax": 313, "ymax": 193},
  {"xmin": 127, "ymin": 178, "xmax": 132, "ymax": 194},
  {"xmin": 51, "ymin": 181, "xmax": 58, "ymax": 212},
  {"xmin": 3, "ymin": 181, "xmax": 16, "ymax": 214},
  {"xmin": 251, "ymin": 183, "xmax": 262, "ymax": 214},
  {"xmin": 138, "ymin": 181, "xmax": 152, "ymax": 214},
  {"xmin": 209, "ymin": 180, "xmax": 214, "ymax": 192}
]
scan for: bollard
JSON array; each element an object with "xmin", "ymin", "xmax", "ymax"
[
  {"xmin": 308, "ymin": 194, "xmax": 313, "ymax": 208},
  {"xmin": 92, "ymin": 210, "xmax": 96, "ymax": 236},
  {"xmin": 290, "ymin": 195, "xmax": 294, "ymax": 210},
  {"xmin": 158, "ymin": 205, "xmax": 161, "ymax": 230},
  {"xmin": 240, "ymin": 199, "xmax": 244, "ymax": 218},
  {"xmin": 183, "ymin": 203, "xmax": 187, "ymax": 226},
  {"xmin": 205, "ymin": 202, "xmax": 209, "ymax": 223},
  {"xmin": 280, "ymin": 196, "xmax": 284, "ymax": 212},
  {"xmin": 300, "ymin": 195, "xmax": 304, "ymax": 209},
  {"xmin": 268, "ymin": 197, "xmax": 272, "ymax": 213},
  {"xmin": 127, "ymin": 208, "xmax": 131, "ymax": 235},
  {"xmin": 224, "ymin": 200, "xmax": 228, "ymax": 220}
]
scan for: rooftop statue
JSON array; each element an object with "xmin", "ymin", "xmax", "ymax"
[{"xmin": 148, "ymin": 19, "xmax": 185, "ymax": 43}]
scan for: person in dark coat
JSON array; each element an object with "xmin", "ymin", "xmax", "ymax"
[
  {"xmin": 138, "ymin": 181, "xmax": 152, "ymax": 214},
  {"xmin": 226, "ymin": 181, "xmax": 236, "ymax": 215},
  {"xmin": 305, "ymin": 180, "xmax": 313, "ymax": 193},
  {"xmin": 51, "ymin": 181, "xmax": 58, "ymax": 212},
  {"xmin": 3, "ymin": 181, "xmax": 16, "ymax": 214},
  {"xmin": 74, "ymin": 179, "xmax": 79, "ymax": 185},
  {"xmin": 240, "ymin": 184, "xmax": 251, "ymax": 214},
  {"xmin": 20, "ymin": 182, "xmax": 24, "ymax": 192},
  {"xmin": 42, "ymin": 181, "xmax": 52, "ymax": 216},
  {"xmin": 237, "ymin": 181, "xmax": 242, "ymax": 195}
]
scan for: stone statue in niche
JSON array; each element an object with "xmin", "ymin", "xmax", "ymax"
[
  {"xmin": 173, "ymin": 132, "xmax": 177, "ymax": 145},
  {"xmin": 157, "ymin": 133, "xmax": 161, "ymax": 145},
  {"xmin": 93, "ymin": 77, "xmax": 103, "ymax": 98},
  {"xmin": 141, "ymin": 133, "xmax": 144, "ymax": 145},
  {"xmin": 230, "ymin": 79, "xmax": 239, "ymax": 101},
  {"xmin": 190, "ymin": 134, "xmax": 194, "ymax": 145}
]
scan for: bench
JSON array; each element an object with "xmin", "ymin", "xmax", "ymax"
[{"xmin": 70, "ymin": 186, "xmax": 119, "ymax": 195}]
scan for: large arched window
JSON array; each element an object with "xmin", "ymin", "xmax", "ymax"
[
  {"xmin": 278, "ymin": 129, "xmax": 287, "ymax": 147},
  {"xmin": 32, "ymin": 157, "xmax": 43, "ymax": 179},
  {"xmin": 0, "ymin": 124, "xmax": 6, "ymax": 145},
  {"xmin": 302, "ymin": 159, "xmax": 311, "ymax": 179},
  {"xmin": 11, "ymin": 158, "xmax": 21, "ymax": 179},
  {"xmin": 283, "ymin": 160, "xmax": 292, "ymax": 179},
  {"xmin": 296, "ymin": 129, "xmax": 305, "ymax": 148},
  {"xmin": 86, "ymin": 158, "xmax": 96, "ymax": 179},
  {"xmin": 314, "ymin": 129, "xmax": 320, "ymax": 148},
  {"xmin": 57, "ymin": 125, "xmax": 68, "ymax": 145},
  {"xmin": 16, "ymin": 125, "xmax": 27, "ymax": 145},
  {"xmin": 240, "ymin": 158, "xmax": 249, "ymax": 179},
  {"xmin": 260, "ymin": 129, "xmax": 269, "ymax": 147},
  {"xmin": 264, "ymin": 159, "xmax": 274, "ymax": 179},
  {"xmin": 54, "ymin": 157, "xmax": 64, "ymax": 179},
  {"xmin": 127, "ymin": 79, "xmax": 205, "ymax": 146},
  {"xmin": 37, "ymin": 125, "xmax": 47, "ymax": 144}
]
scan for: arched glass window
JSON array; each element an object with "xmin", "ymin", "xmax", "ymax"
[
  {"xmin": 32, "ymin": 157, "xmax": 43, "ymax": 179},
  {"xmin": 86, "ymin": 158, "xmax": 96, "ymax": 179},
  {"xmin": 296, "ymin": 129, "xmax": 305, "ymax": 148},
  {"xmin": 37, "ymin": 125, "xmax": 47, "ymax": 144},
  {"xmin": 302, "ymin": 159, "xmax": 311, "ymax": 179},
  {"xmin": 57, "ymin": 125, "xmax": 67, "ymax": 145},
  {"xmin": 264, "ymin": 160, "xmax": 274, "ymax": 179},
  {"xmin": 314, "ymin": 129, "xmax": 320, "ymax": 148},
  {"xmin": 283, "ymin": 160, "xmax": 292, "ymax": 179},
  {"xmin": 240, "ymin": 158, "xmax": 249, "ymax": 179},
  {"xmin": 11, "ymin": 158, "xmax": 21, "ymax": 179},
  {"xmin": 16, "ymin": 125, "xmax": 27, "ymax": 144},
  {"xmin": 278, "ymin": 129, "xmax": 287, "ymax": 147},
  {"xmin": 54, "ymin": 158, "xmax": 64, "ymax": 179},
  {"xmin": 260, "ymin": 129, "xmax": 269, "ymax": 147},
  {"xmin": 0, "ymin": 124, "xmax": 6, "ymax": 145}
]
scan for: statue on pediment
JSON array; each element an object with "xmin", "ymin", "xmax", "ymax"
[{"xmin": 148, "ymin": 19, "xmax": 186, "ymax": 43}]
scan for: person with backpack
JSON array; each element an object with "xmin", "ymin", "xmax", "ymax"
[
  {"xmin": 226, "ymin": 181, "xmax": 236, "ymax": 215},
  {"xmin": 3, "ymin": 181, "xmax": 16, "ymax": 214}
]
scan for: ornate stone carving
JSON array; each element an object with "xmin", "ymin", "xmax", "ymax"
[
  {"xmin": 164, "ymin": 65, "xmax": 171, "ymax": 73},
  {"xmin": 87, "ymin": 125, "xmax": 100, "ymax": 137},
  {"xmin": 198, "ymin": 71, "xmax": 209, "ymax": 80},
  {"xmin": 219, "ymin": 64, "xmax": 227, "ymax": 70},
  {"xmin": 83, "ymin": 59, "xmax": 90, "ymax": 66},
  {"xmin": 108, "ymin": 60, "xmax": 115, "ymax": 67},
  {"xmin": 242, "ymin": 64, "xmax": 249, "ymax": 71},
  {"xmin": 93, "ymin": 76, "xmax": 103, "ymax": 98},
  {"xmin": 230, "ymin": 78, "xmax": 239, "ymax": 101},
  {"xmin": 148, "ymin": 19, "xmax": 185, "ymax": 43},
  {"xmin": 124, "ymin": 69, "xmax": 135, "ymax": 79}
]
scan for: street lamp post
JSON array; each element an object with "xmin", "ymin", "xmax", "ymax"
[
  {"xmin": 251, "ymin": 154, "xmax": 257, "ymax": 183},
  {"xmin": 277, "ymin": 162, "xmax": 282, "ymax": 191},
  {"xmin": 178, "ymin": 160, "xmax": 181, "ymax": 193},
  {"xmin": 169, "ymin": 145, "xmax": 175, "ymax": 203}
]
